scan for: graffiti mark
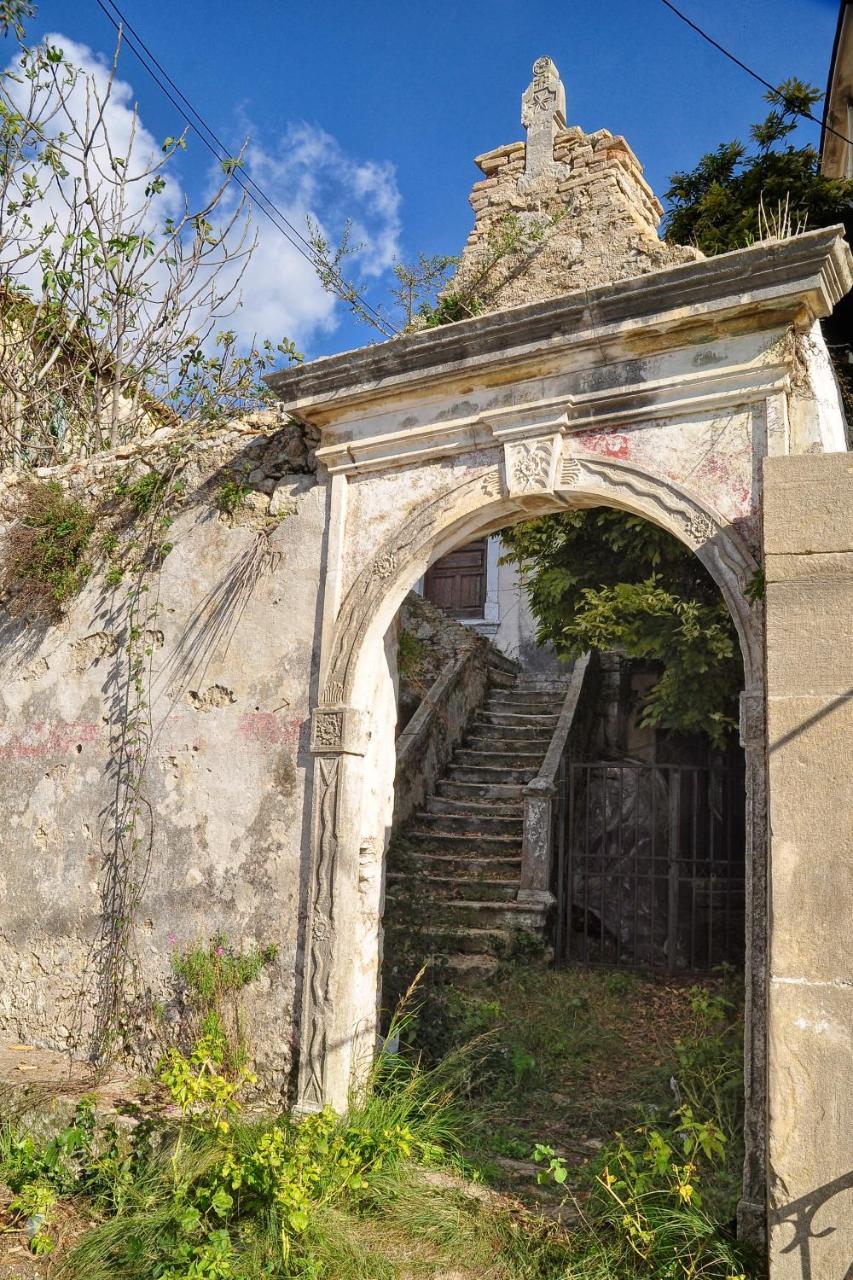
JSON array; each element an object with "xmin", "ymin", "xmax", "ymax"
[
  {"xmin": 238, "ymin": 712, "xmax": 302, "ymax": 752},
  {"xmin": 0, "ymin": 721, "xmax": 100, "ymax": 761}
]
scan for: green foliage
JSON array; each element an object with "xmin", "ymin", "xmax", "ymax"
[
  {"xmin": 171, "ymin": 933, "xmax": 278, "ymax": 1006},
  {"xmin": 665, "ymin": 78, "xmax": 853, "ymax": 253},
  {"xmin": 500, "ymin": 510, "xmax": 743, "ymax": 746},
  {"xmin": 214, "ymin": 478, "xmax": 251, "ymax": 514},
  {"xmin": 0, "ymin": 478, "xmax": 94, "ymax": 620},
  {"xmin": 396, "ymin": 627, "xmax": 426, "ymax": 679},
  {"xmin": 169, "ymin": 933, "xmax": 278, "ymax": 1074},
  {"xmin": 115, "ymin": 468, "xmax": 171, "ymax": 515}
]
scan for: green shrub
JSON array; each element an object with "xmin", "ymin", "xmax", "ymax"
[
  {"xmin": 0, "ymin": 478, "xmax": 94, "ymax": 620},
  {"xmin": 214, "ymin": 478, "xmax": 251, "ymax": 515}
]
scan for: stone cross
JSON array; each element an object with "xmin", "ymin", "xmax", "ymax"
[{"xmin": 520, "ymin": 56, "xmax": 568, "ymax": 190}]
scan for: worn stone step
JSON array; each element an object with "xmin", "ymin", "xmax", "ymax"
[
  {"xmin": 486, "ymin": 691, "xmax": 561, "ymax": 709},
  {"xmin": 487, "ymin": 651, "xmax": 521, "ymax": 675},
  {"xmin": 449, "ymin": 764, "xmax": 539, "ymax": 785},
  {"xmin": 391, "ymin": 851, "xmax": 521, "ymax": 878},
  {"xmin": 463, "ymin": 733, "xmax": 550, "ymax": 753},
  {"xmin": 436, "ymin": 779, "xmax": 525, "ymax": 803},
  {"xmin": 455, "ymin": 748, "xmax": 544, "ymax": 769},
  {"xmin": 386, "ymin": 873, "xmax": 518, "ymax": 902},
  {"xmin": 411, "ymin": 810, "xmax": 523, "ymax": 837},
  {"xmin": 405, "ymin": 828, "xmax": 522, "ymax": 854},
  {"xmin": 468, "ymin": 717, "xmax": 555, "ymax": 737},
  {"xmin": 446, "ymin": 953, "xmax": 500, "ymax": 986},
  {"xmin": 476, "ymin": 710, "xmax": 559, "ymax": 729},
  {"xmin": 486, "ymin": 668, "xmax": 518, "ymax": 690},
  {"xmin": 433, "ymin": 899, "xmax": 545, "ymax": 931},
  {"xmin": 425, "ymin": 794, "xmax": 522, "ymax": 818},
  {"xmin": 410, "ymin": 925, "xmax": 515, "ymax": 956}
]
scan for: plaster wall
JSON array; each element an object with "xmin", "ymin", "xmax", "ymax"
[
  {"xmin": 0, "ymin": 424, "xmax": 329, "ymax": 1096},
  {"xmin": 764, "ymin": 451, "xmax": 853, "ymax": 1278}
]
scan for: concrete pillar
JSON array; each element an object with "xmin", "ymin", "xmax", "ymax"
[{"xmin": 763, "ymin": 452, "xmax": 853, "ymax": 1278}]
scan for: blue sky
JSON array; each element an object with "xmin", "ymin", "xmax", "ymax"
[{"xmin": 12, "ymin": 0, "xmax": 843, "ymax": 359}]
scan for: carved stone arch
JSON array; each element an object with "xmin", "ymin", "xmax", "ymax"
[
  {"xmin": 302, "ymin": 447, "xmax": 766, "ymax": 1137},
  {"xmin": 329, "ymin": 452, "xmax": 761, "ymax": 709}
]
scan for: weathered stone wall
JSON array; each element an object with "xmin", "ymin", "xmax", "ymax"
[
  {"xmin": 0, "ymin": 413, "xmax": 328, "ymax": 1097},
  {"xmin": 452, "ymin": 84, "xmax": 699, "ymax": 313},
  {"xmin": 393, "ymin": 591, "xmax": 497, "ymax": 827},
  {"xmin": 763, "ymin": 451, "xmax": 853, "ymax": 1277}
]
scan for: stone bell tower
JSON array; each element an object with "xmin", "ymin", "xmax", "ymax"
[{"xmin": 451, "ymin": 56, "xmax": 699, "ymax": 311}]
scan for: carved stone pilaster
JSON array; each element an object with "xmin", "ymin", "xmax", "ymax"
[{"xmin": 299, "ymin": 702, "xmax": 370, "ymax": 1112}]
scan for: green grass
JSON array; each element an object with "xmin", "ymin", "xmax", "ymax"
[{"xmin": 0, "ymin": 969, "xmax": 758, "ymax": 1280}]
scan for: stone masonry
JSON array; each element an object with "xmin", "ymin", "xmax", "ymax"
[{"xmin": 450, "ymin": 56, "xmax": 700, "ymax": 312}]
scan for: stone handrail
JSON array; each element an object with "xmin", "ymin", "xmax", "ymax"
[
  {"xmin": 517, "ymin": 652, "xmax": 593, "ymax": 909},
  {"xmin": 393, "ymin": 644, "xmax": 491, "ymax": 828}
]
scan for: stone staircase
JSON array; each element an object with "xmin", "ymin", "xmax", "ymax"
[{"xmin": 385, "ymin": 659, "xmax": 570, "ymax": 982}]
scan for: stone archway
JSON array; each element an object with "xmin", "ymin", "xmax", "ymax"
[{"xmin": 270, "ymin": 224, "xmax": 853, "ymax": 1250}]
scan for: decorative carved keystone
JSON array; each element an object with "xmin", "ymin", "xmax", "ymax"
[
  {"xmin": 504, "ymin": 435, "xmax": 561, "ymax": 497},
  {"xmin": 519, "ymin": 56, "xmax": 570, "ymax": 192}
]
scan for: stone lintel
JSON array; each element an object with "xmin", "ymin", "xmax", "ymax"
[{"xmin": 268, "ymin": 227, "xmax": 853, "ymax": 422}]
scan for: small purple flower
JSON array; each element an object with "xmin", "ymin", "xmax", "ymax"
[
  {"xmin": 215, "ymin": 945, "xmax": 225, "ymax": 957},
  {"xmin": 167, "ymin": 932, "xmax": 177, "ymax": 946}
]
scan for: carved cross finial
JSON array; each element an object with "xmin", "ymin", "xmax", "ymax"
[{"xmin": 520, "ymin": 56, "xmax": 567, "ymax": 189}]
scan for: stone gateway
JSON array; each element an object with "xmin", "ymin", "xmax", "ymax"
[{"xmin": 0, "ymin": 59, "xmax": 851, "ymax": 1279}]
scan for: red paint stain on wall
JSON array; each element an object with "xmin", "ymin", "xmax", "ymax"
[
  {"xmin": 575, "ymin": 428, "xmax": 631, "ymax": 459},
  {"xmin": 0, "ymin": 720, "xmax": 99, "ymax": 761},
  {"xmin": 238, "ymin": 712, "xmax": 302, "ymax": 753}
]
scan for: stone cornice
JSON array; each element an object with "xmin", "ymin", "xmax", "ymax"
[
  {"xmin": 268, "ymin": 227, "xmax": 852, "ymax": 422},
  {"xmin": 313, "ymin": 360, "xmax": 788, "ymax": 474}
]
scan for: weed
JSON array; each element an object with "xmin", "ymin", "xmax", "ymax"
[
  {"xmin": 0, "ymin": 479, "xmax": 95, "ymax": 620},
  {"xmin": 169, "ymin": 932, "xmax": 278, "ymax": 1074},
  {"xmin": 397, "ymin": 626, "xmax": 426, "ymax": 679},
  {"xmin": 215, "ymin": 478, "xmax": 251, "ymax": 514},
  {"xmin": 115, "ymin": 469, "xmax": 184, "ymax": 515},
  {"xmin": 104, "ymin": 563, "xmax": 123, "ymax": 587}
]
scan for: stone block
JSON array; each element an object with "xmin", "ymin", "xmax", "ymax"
[
  {"xmin": 766, "ymin": 550, "xmax": 853, "ymax": 582},
  {"xmin": 765, "ymin": 576, "xmax": 853, "ymax": 695},
  {"xmin": 767, "ymin": 979, "xmax": 853, "ymax": 1280},
  {"xmin": 767, "ymin": 693, "xmax": 853, "ymax": 981},
  {"xmin": 764, "ymin": 453, "xmax": 853, "ymax": 554}
]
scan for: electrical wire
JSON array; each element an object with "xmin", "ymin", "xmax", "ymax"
[
  {"xmin": 92, "ymin": 0, "xmax": 398, "ymax": 337},
  {"xmin": 659, "ymin": 0, "xmax": 853, "ymax": 150}
]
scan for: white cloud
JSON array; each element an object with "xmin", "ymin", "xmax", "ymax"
[
  {"xmin": 226, "ymin": 122, "xmax": 402, "ymax": 347},
  {"xmin": 1, "ymin": 35, "xmax": 403, "ymax": 351}
]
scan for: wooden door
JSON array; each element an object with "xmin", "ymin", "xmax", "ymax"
[{"xmin": 423, "ymin": 539, "xmax": 487, "ymax": 618}]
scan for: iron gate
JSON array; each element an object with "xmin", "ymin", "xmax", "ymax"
[{"xmin": 555, "ymin": 762, "xmax": 745, "ymax": 972}]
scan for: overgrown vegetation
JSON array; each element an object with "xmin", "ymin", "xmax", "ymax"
[
  {"xmin": 0, "ymin": 478, "xmax": 94, "ymax": 620},
  {"xmin": 500, "ymin": 510, "xmax": 744, "ymax": 746},
  {"xmin": 168, "ymin": 933, "xmax": 278, "ymax": 1074},
  {"xmin": 0, "ymin": 966, "xmax": 756, "ymax": 1279},
  {"xmin": 396, "ymin": 627, "xmax": 427, "ymax": 680}
]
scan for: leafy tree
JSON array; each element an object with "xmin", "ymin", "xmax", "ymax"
[
  {"xmin": 500, "ymin": 511, "xmax": 743, "ymax": 748},
  {"xmin": 664, "ymin": 78, "xmax": 853, "ymax": 254}
]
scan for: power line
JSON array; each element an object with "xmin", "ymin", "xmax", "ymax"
[
  {"xmin": 659, "ymin": 0, "xmax": 853, "ymax": 150},
  {"xmin": 92, "ymin": 0, "xmax": 398, "ymax": 337}
]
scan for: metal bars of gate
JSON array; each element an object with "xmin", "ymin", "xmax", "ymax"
[{"xmin": 555, "ymin": 762, "xmax": 745, "ymax": 973}]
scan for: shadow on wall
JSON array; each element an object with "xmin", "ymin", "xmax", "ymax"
[{"xmin": 771, "ymin": 1168, "xmax": 853, "ymax": 1280}]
